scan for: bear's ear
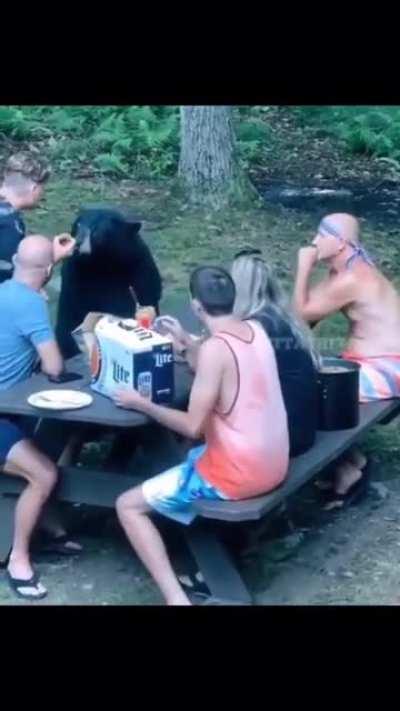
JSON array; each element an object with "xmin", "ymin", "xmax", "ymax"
[{"xmin": 126, "ymin": 220, "xmax": 142, "ymax": 238}]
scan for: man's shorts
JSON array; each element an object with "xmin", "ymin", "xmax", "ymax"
[
  {"xmin": 342, "ymin": 352, "xmax": 400, "ymax": 403},
  {"xmin": 142, "ymin": 445, "xmax": 228, "ymax": 525},
  {"xmin": 0, "ymin": 419, "xmax": 25, "ymax": 465}
]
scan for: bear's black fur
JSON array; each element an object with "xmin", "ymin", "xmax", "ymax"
[{"xmin": 55, "ymin": 207, "xmax": 162, "ymax": 359}]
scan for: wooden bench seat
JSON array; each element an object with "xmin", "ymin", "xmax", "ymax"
[{"xmin": 193, "ymin": 398, "xmax": 400, "ymax": 522}]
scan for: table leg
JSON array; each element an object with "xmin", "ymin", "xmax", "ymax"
[{"xmin": 184, "ymin": 521, "xmax": 253, "ymax": 605}]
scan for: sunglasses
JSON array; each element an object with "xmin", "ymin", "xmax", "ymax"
[{"xmin": 234, "ymin": 247, "xmax": 262, "ymax": 259}]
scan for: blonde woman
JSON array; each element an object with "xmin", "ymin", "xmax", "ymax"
[{"xmin": 157, "ymin": 249, "xmax": 319, "ymax": 457}]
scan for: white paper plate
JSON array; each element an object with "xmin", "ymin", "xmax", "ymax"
[{"xmin": 28, "ymin": 390, "xmax": 93, "ymax": 411}]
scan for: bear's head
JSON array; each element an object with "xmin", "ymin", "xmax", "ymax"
[{"xmin": 71, "ymin": 207, "xmax": 142, "ymax": 264}]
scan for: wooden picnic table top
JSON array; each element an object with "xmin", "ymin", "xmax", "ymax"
[{"xmin": 0, "ymin": 355, "xmax": 193, "ymax": 429}]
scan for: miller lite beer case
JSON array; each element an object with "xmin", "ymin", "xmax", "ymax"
[{"xmin": 82, "ymin": 315, "xmax": 174, "ymax": 404}]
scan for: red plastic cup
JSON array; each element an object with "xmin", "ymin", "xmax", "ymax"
[{"xmin": 137, "ymin": 315, "xmax": 151, "ymax": 329}]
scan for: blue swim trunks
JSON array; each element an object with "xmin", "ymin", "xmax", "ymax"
[
  {"xmin": 0, "ymin": 419, "xmax": 25, "ymax": 464},
  {"xmin": 141, "ymin": 445, "xmax": 228, "ymax": 525}
]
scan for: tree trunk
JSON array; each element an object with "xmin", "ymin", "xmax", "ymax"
[{"xmin": 179, "ymin": 106, "xmax": 250, "ymax": 210}]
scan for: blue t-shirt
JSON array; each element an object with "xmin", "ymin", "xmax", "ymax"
[{"xmin": 0, "ymin": 279, "xmax": 54, "ymax": 390}]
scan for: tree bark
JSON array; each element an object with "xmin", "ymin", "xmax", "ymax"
[{"xmin": 179, "ymin": 106, "xmax": 249, "ymax": 210}]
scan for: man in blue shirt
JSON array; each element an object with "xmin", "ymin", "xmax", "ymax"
[{"xmin": 0, "ymin": 234, "xmax": 76, "ymax": 600}]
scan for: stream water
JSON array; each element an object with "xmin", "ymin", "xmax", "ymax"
[{"xmin": 256, "ymin": 178, "xmax": 400, "ymax": 229}]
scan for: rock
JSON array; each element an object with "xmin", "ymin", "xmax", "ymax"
[{"xmin": 370, "ymin": 482, "xmax": 390, "ymax": 500}]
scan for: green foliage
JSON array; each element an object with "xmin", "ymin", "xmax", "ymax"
[
  {"xmin": 0, "ymin": 106, "xmax": 181, "ymax": 178},
  {"xmin": 0, "ymin": 105, "xmax": 274, "ymax": 179},
  {"xmin": 290, "ymin": 106, "xmax": 400, "ymax": 159},
  {"xmin": 4, "ymin": 104, "xmax": 400, "ymax": 180},
  {"xmin": 235, "ymin": 113, "xmax": 272, "ymax": 165}
]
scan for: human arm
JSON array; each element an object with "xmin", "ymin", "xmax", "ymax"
[
  {"xmin": 293, "ymin": 247, "xmax": 355, "ymax": 323},
  {"xmin": 17, "ymin": 293, "xmax": 64, "ymax": 377},
  {"xmin": 154, "ymin": 315, "xmax": 205, "ymax": 371},
  {"xmin": 36, "ymin": 339, "xmax": 64, "ymax": 378},
  {"xmin": 113, "ymin": 338, "xmax": 223, "ymax": 439}
]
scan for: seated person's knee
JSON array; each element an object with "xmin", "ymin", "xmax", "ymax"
[
  {"xmin": 116, "ymin": 488, "xmax": 144, "ymax": 520},
  {"xmin": 116, "ymin": 492, "xmax": 130, "ymax": 520}
]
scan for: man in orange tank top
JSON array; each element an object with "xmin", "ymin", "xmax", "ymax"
[{"xmin": 113, "ymin": 266, "xmax": 289, "ymax": 605}]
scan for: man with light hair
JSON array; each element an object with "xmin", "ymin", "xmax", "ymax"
[
  {"xmin": 293, "ymin": 213, "xmax": 400, "ymax": 508},
  {"xmin": 0, "ymin": 153, "xmax": 51, "ymax": 282},
  {"xmin": 0, "ymin": 234, "xmax": 76, "ymax": 599}
]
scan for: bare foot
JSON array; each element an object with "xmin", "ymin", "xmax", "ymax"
[
  {"xmin": 347, "ymin": 448, "xmax": 367, "ymax": 470},
  {"xmin": 8, "ymin": 554, "xmax": 34, "ymax": 581},
  {"xmin": 334, "ymin": 461, "xmax": 362, "ymax": 495}
]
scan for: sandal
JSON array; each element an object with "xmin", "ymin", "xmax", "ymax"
[
  {"xmin": 178, "ymin": 571, "xmax": 210, "ymax": 600},
  {"xmin": 322, "ymin": 464, "xmax": 371, "ymax": 511},
  {"xmin": 33, "ymin": 533, "xmax": 83, "ymax": 557},
  {"xmin": 7, "ymin": 571, "xmax": 47, "ymax": 600}
]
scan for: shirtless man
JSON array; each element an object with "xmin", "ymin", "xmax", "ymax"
[
  {"xmin": 113, "ymin": 266, "xmax": 289, "ymax": 605},
  {"xmin": 293, "ymin": 212, "xmax": 400, "ymax": 505}
]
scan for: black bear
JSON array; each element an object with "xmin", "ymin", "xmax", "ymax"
[{"xmin": 56, "ymin": 206, "xmax": 162, "ymax": 359}]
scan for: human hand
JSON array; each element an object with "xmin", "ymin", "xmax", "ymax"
[
  {"xmin": 113, "ymin": 387, "xmax": 148, "ymax": 412},
  {"xmin": 53, "ymin": 234, "xmax": 76, "ymax": 263},
  {"xmin": 153, "ymin": 315, "xmax": 187, "ymax": 342},
  {"xmin": 297, "ymin": 245, "xmax": 318, "ymax": 269}
]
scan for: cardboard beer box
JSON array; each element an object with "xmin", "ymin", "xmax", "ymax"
[{"xmin": 73, "ymin": 313, "xmax": 174, "ymax": 404}]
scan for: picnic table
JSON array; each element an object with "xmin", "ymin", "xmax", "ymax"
[
  {"xmin": 0, "ymin": 355, "xmax": 193, "ymax": 560},
  {"xmin": 1, "ymin": 340, "xmax": 400, "ymax": 604}
]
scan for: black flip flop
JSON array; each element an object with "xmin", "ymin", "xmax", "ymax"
[
  {"xmin": 322, "ymin": 464, "xmax": 371, "ymax": 511},
  {"xmin": 6, "ymin": 571, "xmax": 47, "ymax": 601},
  {"xmin": 178, "ymin": 571, "xmax": 211, "ymax": 600},
  {"xmin": 33, "ymin": 533, "xmax": 83, "ymax": 557}
]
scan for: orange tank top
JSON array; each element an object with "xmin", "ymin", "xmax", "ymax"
[{"xmin": 196, "ymin": 320, "xmax": 289, "ymax": 499}]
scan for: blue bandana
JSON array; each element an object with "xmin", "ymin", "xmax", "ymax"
[{"xmin": 318, "ymin": 219, "xmax": 374, "ymax": 268}]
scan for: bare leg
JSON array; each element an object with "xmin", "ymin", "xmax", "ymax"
[
  {"xmin": 37, "ymin": 432, "xmax": 84, "ymax": 551},
  {"xmin": 116, "ymin": 486, "xmax": 191, "ymax": 606},
  {"xmin": 333, "ymin": 461, "xmax": 362, "ymax": 494},
  {"xmin": 4, "ymin": 439, "xmax": 57, "ymax": 590}
]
